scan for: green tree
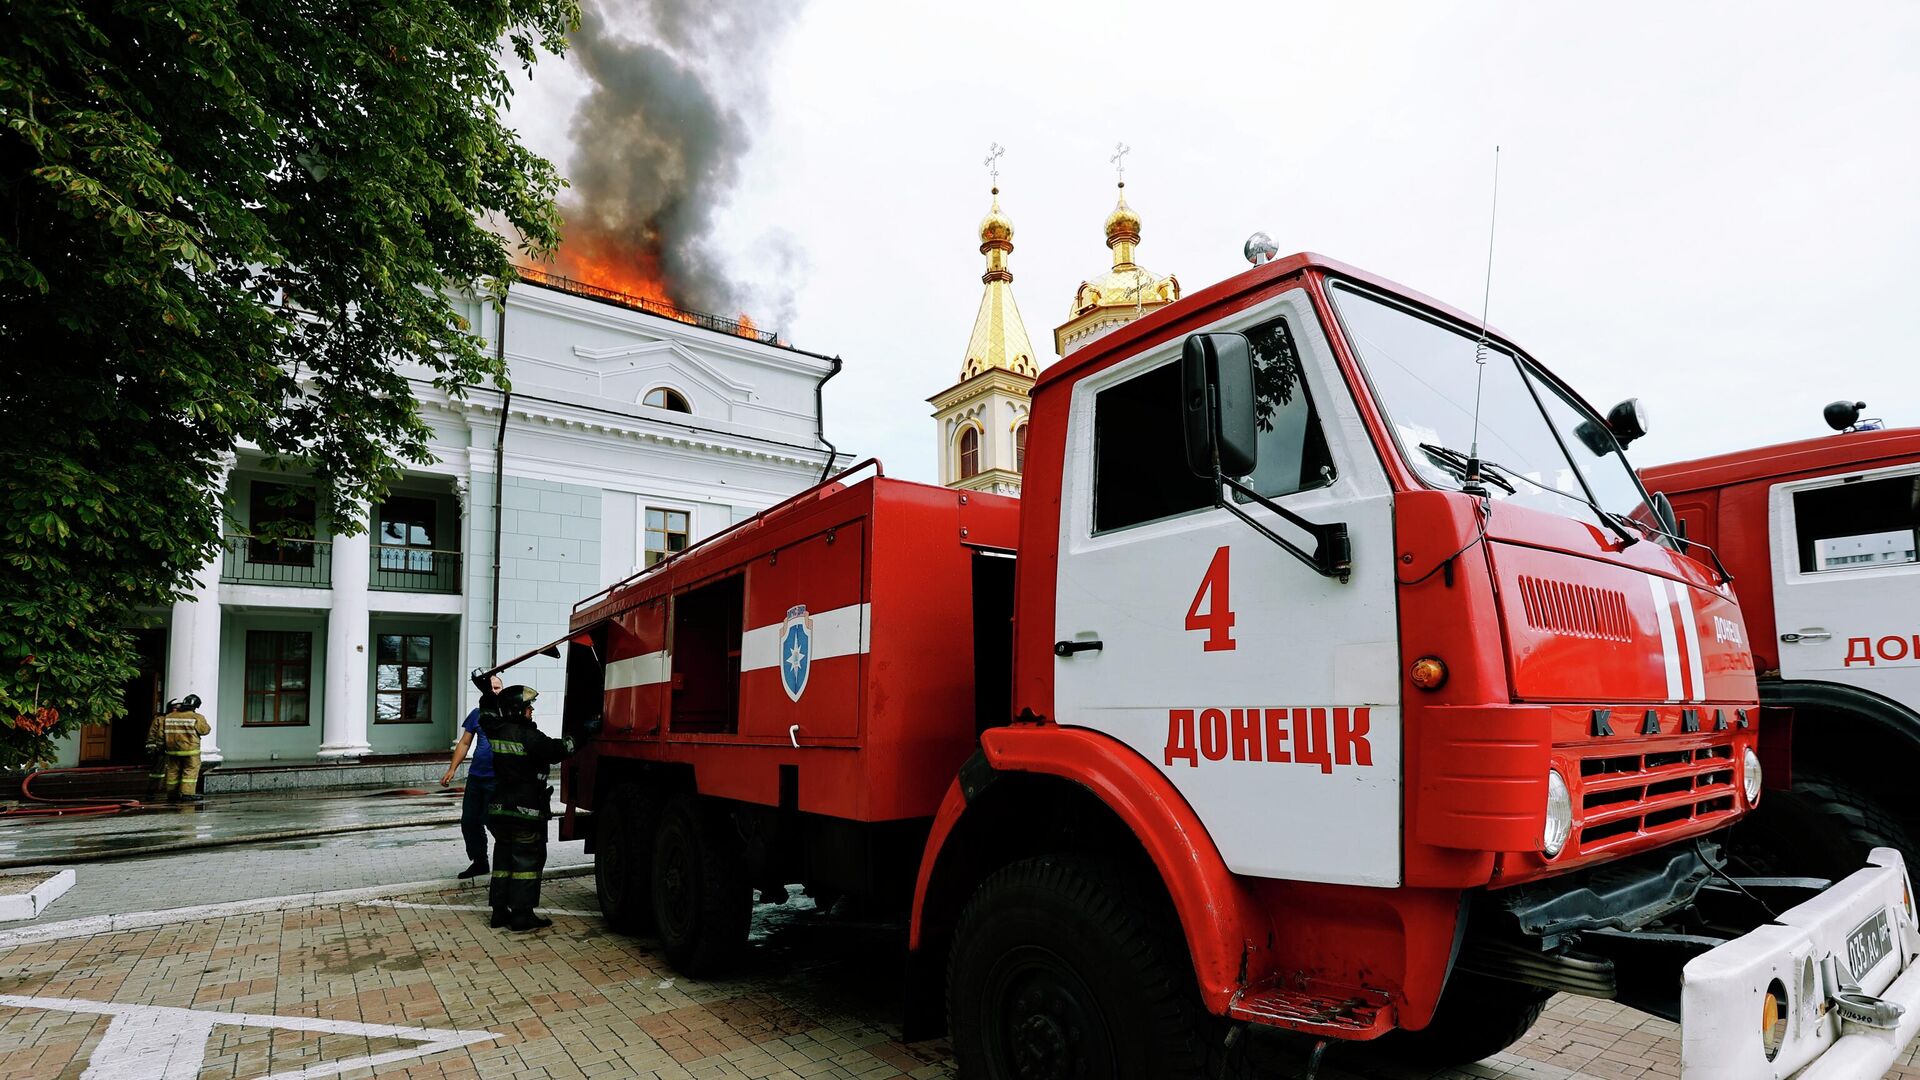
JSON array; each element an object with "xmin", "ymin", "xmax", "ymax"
[{"xmin": 0, "ymin": 0, "xmax": 574, "ymax": 768}]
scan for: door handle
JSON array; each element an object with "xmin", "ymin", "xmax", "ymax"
[
  {"xmin": 1054, "ymin": 639, "xmax": 1104, "ymax": 657},
  {"xmin": 1780, "ymin": 630, "xmax": 1832, "ymax": 644}
]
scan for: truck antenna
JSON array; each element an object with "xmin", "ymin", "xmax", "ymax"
[{"xmin": 1462, "ymin": 145, "xmax": 1501, "ymax": 498}]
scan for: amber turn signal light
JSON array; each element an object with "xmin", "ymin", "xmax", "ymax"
[{"xmin": 1410, "ymin": 656, "xmax": 1448, "ymax": 690}]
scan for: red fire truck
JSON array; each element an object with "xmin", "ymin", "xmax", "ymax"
[
  {"xmin": 494, "ymin": 254, "xmax": 1919, "ymax": 1078},
  {"xmin": 1641, "ymin": 410, "xmax": 1920, "ymax": 885}
]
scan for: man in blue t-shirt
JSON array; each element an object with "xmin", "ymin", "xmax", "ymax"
[{"xmin": 442, "ymin": 674, "xmax": 504, "ymax": 878}]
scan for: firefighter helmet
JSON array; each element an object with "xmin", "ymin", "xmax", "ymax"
[{"xmin": 180, "ymin": 693, "xmax": 202, "ymax": 712}]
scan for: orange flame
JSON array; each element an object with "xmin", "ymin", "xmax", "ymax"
[
  {"xmin": 549, "ymin": 232, "xmax": 675, "ymax": 308},
  {"xmin": 735, "ymin": 313, "xmax": 757, "ymax": 339}
]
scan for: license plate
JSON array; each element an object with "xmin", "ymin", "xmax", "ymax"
[{"xmin": 1847, "ymin": 908, "xmax": 1894, "ymax": 979}]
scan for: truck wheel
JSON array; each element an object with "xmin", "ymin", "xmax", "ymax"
[
  {"xmin": 650, "ymin": 794, "xmax": 750, "ymax": 976},
  {"xmin": 595, "ymin": 783, "xmax": 657, "ymax": 933},
  {"xmin": 947, "ymin": 854, "xmax": 1216, "ymax": 1080},
  {"xmin": 1735, "ymin": 769, "xmax": 1917, "ymax": 880},
  {"xmin": 1372, "ymin": 972, "xmax": 1548, "ymax": 1067}
]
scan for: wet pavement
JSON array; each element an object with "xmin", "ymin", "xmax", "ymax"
[
  {"xmin": 4, "ymin": 874, "xmax": 1915, "ymax": 1079},
  {"xmin": 0, "ymin": 786, "xmax": 463, "ymax": 868}
]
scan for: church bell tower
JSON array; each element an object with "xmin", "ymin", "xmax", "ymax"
[{"xmin": 929, "ymin": 144, "xmax": 1037, "ymax": 496}]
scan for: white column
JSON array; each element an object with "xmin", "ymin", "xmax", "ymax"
[
  {"xmin": 165, "ymin": 552, "xmax": 224, "ymax": 764},
  {"xmin": 318, "ymin": 527, "xmax": 372, "ymax": 760}
]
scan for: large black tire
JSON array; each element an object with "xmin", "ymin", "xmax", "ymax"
[
  {"xmin": 947, "ymin": 854, "xmax": 1218, "ymax": 1080},
  {"xmin": 1373, "ymin": 972, "xmax": 1549, "ymax": 1068},
  {"xmin": 650, "ymin": 794, "xmax": 751, "ymax": 976},
  {"xmin": 1733, "ymin": 769, "xmax": 1918, "ymax": 881},
  {"xmin": 595, "ymin": 782, "xmax": 659, "ymax": 933}
]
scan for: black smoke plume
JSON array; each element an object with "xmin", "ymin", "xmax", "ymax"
[{"xmin": 556, "ymin": 0, "xmax": 800, "ymax": 324}]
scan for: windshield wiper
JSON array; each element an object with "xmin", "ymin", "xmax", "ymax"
[
  {"xmin": 1419, "ymin": 443, "xmax": 1515, "ymax": 495},
  {"xmin": 1476, "ymin": 457, "xmax": 1639, "ymax": 548},
  {"xmin": 1418, "ymin": 443, "xmax": 1637, "ymax": 546}
]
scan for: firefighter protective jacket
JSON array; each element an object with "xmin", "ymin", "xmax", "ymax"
[
  {"xmin": 146, "ymin": 709, "xmax": 210, "ymax": 755},
  {"xmin": 478, "ymin": 711, "xmax": 576, "ymax": 823}
]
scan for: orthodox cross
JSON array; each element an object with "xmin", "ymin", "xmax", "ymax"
[
  {"xmin": 984, "ymin": 142, "xmax": 1005, "ymax": 187},
  {"xmin": 1110, "ymin": 141, "xmax": 1131, "ymax": 184}
]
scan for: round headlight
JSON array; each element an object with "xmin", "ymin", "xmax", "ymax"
[
  {"xmin": 1742, "ymin": 747, "xmax": 1763, "ymax": 805},
  {"xmin": 1544, "ymin": 769, "xmax": 1573, "ymax": 858}
]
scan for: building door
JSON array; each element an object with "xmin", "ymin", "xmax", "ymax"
[
  {"xmin": 1770, "ymin": 465, "xmax": 1920, "ymax": 709},
  {"xmin": 1050, "ymin": 291, "xmax": 1403, "ymax": 887},
  {"xmin": 89, "ymin": 628, "xmax": 167, "ymax": 765}
]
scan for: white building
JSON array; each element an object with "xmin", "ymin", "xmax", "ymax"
[{"xmin": 54, "ymin": 273, "xmax": 843, "ymax": 778}]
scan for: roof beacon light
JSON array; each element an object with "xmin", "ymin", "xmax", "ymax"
[{"xmin": 1244, "ymin": 232, "xmax": 1278, "ymax": 266}]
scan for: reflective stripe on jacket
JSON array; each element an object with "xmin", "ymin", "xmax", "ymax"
[{"xmin": 150, "ymin": 710, "xmax": 210, "ymax": 754}]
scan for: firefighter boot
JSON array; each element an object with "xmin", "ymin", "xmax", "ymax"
[
  {"xmin": 508, "ymin": 910, "xmax": 553, "ymax": 932},
  {"xmin": 490, "ymin": 908, "xmax": 510, "ymax": 929}
]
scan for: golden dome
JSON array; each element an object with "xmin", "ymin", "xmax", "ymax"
[
  {"xmin": 1104, "ymin": 183, "xmax": 1141, "ymax": 247},
  {"xmin": 979, "ymin": 188, "xmax": 1013, "ymax": 245}
]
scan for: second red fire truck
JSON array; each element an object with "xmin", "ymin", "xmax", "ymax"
[{"xmin": 491, "ymin": 251, "xmax": 1920, "ymax": 1078}]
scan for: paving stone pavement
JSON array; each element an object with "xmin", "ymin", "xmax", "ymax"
[
  {"xmin": 1, "ymin": 874, "xmax": 1917, "ymax": 1080},
  {"xmin": 0, "ymin": 819, "xmax": 583, "ymax": 926}
]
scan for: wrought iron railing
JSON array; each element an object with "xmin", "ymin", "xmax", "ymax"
[
  {"xmin": 513, "ymin": 264, "xmax": 782, "ymax": 346},
  {"xmin": 369, "ymin": 545, "xmax": 462, "ymax": 593},
  {"xmin": 221, "ymin": 535, "xmax": 332, "ymax": 588}
]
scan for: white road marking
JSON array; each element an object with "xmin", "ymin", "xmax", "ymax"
[
  {"xmin": 356, "ymin": 900, "xmax": 600, "ymax": 917},
  {"xmin": 0, "ymin": 995, "xmax": 496, "ymax": 1080}
]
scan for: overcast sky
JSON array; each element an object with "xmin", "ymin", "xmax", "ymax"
[{"xmin": 506, "ymin": 2, "xmax": 1919, "ymax": 484}]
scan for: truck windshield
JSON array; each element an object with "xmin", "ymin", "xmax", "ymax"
[{"xmin": 1330, "ymin": 284, "xmax": 1655, "ymax": 537}]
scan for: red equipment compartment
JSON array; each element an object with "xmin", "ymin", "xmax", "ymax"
[{"xmin": 570, "ymin": 476, "xmax": 1020, "ymax": 823}]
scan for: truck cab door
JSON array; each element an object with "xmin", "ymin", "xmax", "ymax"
[
  {"xmin": 1769, "ymin": 464, "xmax": 1920, "ymax": 707},
  {"xmin": 1051, "ymin": 288, "xmax": 1404, "ymax": 887}
]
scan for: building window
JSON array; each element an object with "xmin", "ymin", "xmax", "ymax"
[
  {"xmin": 645, "ymin": 508, "xmax": 691, "ymax": 567},
  {"xmin": 377, "ymin": 496, "xmax": 436, "ymax": 573},
  {"xmin": 1014, "ymin": 423, "xmax": 1028, "ymax": 474},
  {"xmin": 243, "ymin": 631, "xmax": 311, "ymax": 727},
  {"xmin": 958, "ymin": 427, "xmax": 981, "ymax": 479},
  {"xmin": 375, "ymin": 634, "xmax": 433, "ymax": 723},
  {"xmin": 247, "ymin": 481, "xmax": 316, "ymax": 566},
  {"xmin": 644, "ymin": 387, "xmax": 692, "ymax": 413},
  {"xmin": 1793, "ymin": 474, "xmax": 1920, "ymax": 573}
]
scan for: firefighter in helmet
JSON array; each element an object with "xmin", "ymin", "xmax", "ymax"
[
  {"xmin": 146, "ymin": 693, "xmax": 211, "ymax": 803},
  {"xmin": 479, "ymin": 685, "xmax": 595, "ymax": 930}
]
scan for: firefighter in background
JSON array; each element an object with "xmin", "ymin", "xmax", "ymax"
[
  {"xmin": 145, "ymin": 698, "xmax": 175, "ymax": 802},
  {"xmin": 146, "ymin": 693, "xmax": 211, "ymax": 803},
  {"xmin": 479, "ymin": 685, "xmax": 597, "ymax": 931}
]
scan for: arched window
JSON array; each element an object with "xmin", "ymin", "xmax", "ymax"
[
  {"xmin": 644, "ymin": 387, "xmax": 691, "ymax": 413},
  {"xmin": 958, "ymin": 427, "xmax": 981, "ymax": 480},
  {"xmin": 1014, "ymin": 422, "xmax": 1028, "ymax": 474}
]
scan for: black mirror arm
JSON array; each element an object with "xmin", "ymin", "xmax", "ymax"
[{"xmin": 1216, "ymin": 473, "xmax": 1352, "ymax": 583}]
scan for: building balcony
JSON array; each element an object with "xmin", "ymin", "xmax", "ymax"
[
  {"xmin": 369, "ymin": 545, "xmax": 462, "ymax": 594},
  {"xmin": 221, "ymin": 535, "xmax": 331, "ymax": 588}
]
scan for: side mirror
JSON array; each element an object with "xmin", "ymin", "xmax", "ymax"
[
  {"xmin": 1606, "ymin": 398, "xmax": 1649, "ymax": 448},
  {"xmin": 1181, "ymin": 332, "xmax": 1258, "ymax": 479},
  {"xmin": 1651, "ymin": 491, "xmax": 1688, "ymax": 554}
]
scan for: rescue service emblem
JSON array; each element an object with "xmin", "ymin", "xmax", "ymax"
[{"xmin": 780, "ymin": 604, "xmax": 813, "ymax": 701}]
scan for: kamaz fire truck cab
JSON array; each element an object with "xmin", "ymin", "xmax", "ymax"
[
  {"xmin": 515, "ymin": 252, "xmax": 1920, "ymax": 1079},
  {"xmin": 1642, "ymin": 413, "xmax": 1920, "ymax": 881}
]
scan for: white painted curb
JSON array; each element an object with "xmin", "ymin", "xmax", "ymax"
[
  {"xmin": 0, "ymin": 863, "xmax": 591, "ymax": 949},
  {"xmin": 0, "ymin": 869, "xmax": 76, "ymax": 922}
]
